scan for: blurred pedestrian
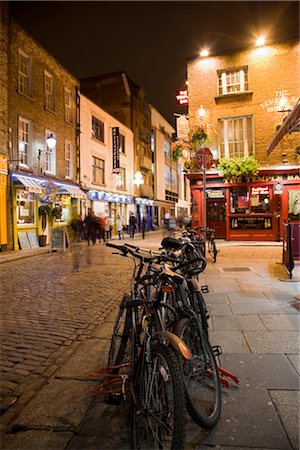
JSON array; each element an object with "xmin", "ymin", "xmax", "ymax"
[
  {"xmin": 141, "ymin": 215, "xmax": 146, "ymax": 239},
  {"xmin": 84, "ymin": 208, "xmax": 98, "ymax": 245},
  {"xmin": 169, "ymin": 216, "xmax": 176, "ymax": 237},
  {"xmin": 129, "ymin": 212, "xmax": 137, "ymax": 239},
  {"xmin": 116, "ymin": 214, "xmax": 125, "ymax": 240},
  {"xmin": 98, "ymin": 214, "xmax": 106, "ymax": 243},
  {"xmin": 71, "ymin": 214, "xmax": 83, "ymax": 242}
]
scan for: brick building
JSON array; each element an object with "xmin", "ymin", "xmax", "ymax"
[
  {"xmin": 187, "ymin": 39, "xmax": 300, "ymax": 241},
  {"xmin": 4, "ymin": 10, "xmax": 85, "ymax": 251},
  {"xmin": 80, "ymin": 72, "xmax": 154, "ymax": 228}
]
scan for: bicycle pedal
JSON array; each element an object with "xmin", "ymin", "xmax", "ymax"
[
  {"xmin": 201, "ymin": 285, "xmax": 209, "ymax": 293},
  {"xmin": 212, "ymin": 345, "xmax": 222, "ymax": 357},
  {"xmin": 104, "ymin": 393, "xmax": 124, "ymax": 405}
]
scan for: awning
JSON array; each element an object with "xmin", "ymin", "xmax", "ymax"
[
  {"xmin": 13, "ymin": 174, "xmax": 43, "ymax": 193},
  {"xmin": 266, "ymin": 100, "xmax": 300, "ymax": 155},
  {"xmin": 56, "ymin": 184, "xmax": 87, "ymax": 199}
]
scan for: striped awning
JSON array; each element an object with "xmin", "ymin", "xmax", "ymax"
[
  {"xmin": 13, "ymin": 174, "xmax": 44, "ymax": 193},
  {"xmin": 56, "ymin": 184, "xmax": 87, "ymax": 199},
  {"xmin": 266, "ymin": 100, "xmax": 300, "ymax": 155}
]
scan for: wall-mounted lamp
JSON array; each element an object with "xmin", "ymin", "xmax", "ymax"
[
  {"xmin": 133, "ymin": 170, "xmax": 144, "ymax": 186},
  {"xmin": 198, "ymin": 105, "xmax": 205, "ymax": 118},
  {"xmin": 256, "ymin": 36, "xmax": 265, "ymax": 47},
  {"xmin": 38, "ymin": 134, "xmax": 57, "ymax": 173}
]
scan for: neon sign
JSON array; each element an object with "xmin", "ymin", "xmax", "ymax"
[{"xmin": 176, "ymin": 90, "xmax": 188, "ymax": 105}]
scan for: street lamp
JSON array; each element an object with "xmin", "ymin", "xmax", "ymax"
[
  {"xmin": 198, "ymin": 105, "xmax": 205, "ymax": 119},
  {"xmin": 133, "ymin": 170, "xmax": 144, "ymax": 187},
  {"xmin": 38, "ymin": 134, "xmax": 57, "ymax": 173}
]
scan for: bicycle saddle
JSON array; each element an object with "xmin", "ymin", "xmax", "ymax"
[{"xmin": 161, "ymin": 237, "xmax": 182, "ymax": 250}]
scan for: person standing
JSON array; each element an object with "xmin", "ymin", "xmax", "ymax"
[
  {"xmin": 84, "ymin": 209, "xmax": 97, "ymax": 245},
  {"xmin": 141, "ymin": 215, "xmax": 146, "ymax": 239},
  {"xmin": 116, "ymin": 214, "xmax": 125, "ymax": 240},
  {"xmin": 129, "ymin": 212, "xmax": 137, "ymax": 239}
]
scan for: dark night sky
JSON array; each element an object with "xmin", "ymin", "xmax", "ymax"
[{"xmin": 9, "ymin": 1, "xmax": 299, "ymax": 126}]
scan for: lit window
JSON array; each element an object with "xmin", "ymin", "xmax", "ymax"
[
  {"xmin": 16, "ymin": 190, "xmax": 36, "ymax": 225},
  {"xmin": 64, "ymin": 88, "xmax": 73, "ymax": 123},
  {"xmin": 116, "ymin": 167, "xmax": 126, "ymax": 189},
  {"xmin": 119, "ymin": 134, "xmax": 125, "ymax": 154},
  {"xmin": 92, "ymin": 116, "xmax": 105, "ymax": 143},
  {"xmin": 44, "ymin": 71, "xmax": 55, "ymax": 111},
  {"xmin": 218, "ymin": 67, "xmax": 248, "ymax": 95},
  {"xmin": 92, "ymin": 157, "xmax": 105, "ymax": 184},
  {"xmin": 18, "ymin": 50, "xmax": 31, "ymax": 96},
  {"xmin": 45, "ymin": 130, "xmax": 56, "ymax": 174},
  {"xmin": 219, "ymin": 115, "xmax": 253, "ymax": 158},
  {"xmin": 65, "ymin": 140, "xmax": 72, "ymax": 178},
  {"xmin": 18, "ymin": 117, "xmax": 31, "ymax": 166}
]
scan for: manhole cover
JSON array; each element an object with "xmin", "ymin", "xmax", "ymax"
[{"xmin": 222, "ymin": 267, "xmax": 252, "ymax": 272}]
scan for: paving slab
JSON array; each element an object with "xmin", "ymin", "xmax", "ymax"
[
  {"xmin": 92, "ymin": 321, "xmax": 115, "ymax": 339},
  {"xmin": 203, "ymin": 292, "xmax": 229, "ymax": 304},
  {"xmin": 209, "ymin": 281, "xmax": 242, "ymax": 293},
  {"xmin": 56, "ymin": 338, "xmax": 110, "ymax": 379},
  {"xmin": 209, "ymin": 331, "xmax": 250, "ymax": 353},
  {"xmin": 13, "ymin": 379, "xmax": 95, "ymax": 430},
  {"xmin": 264, "ymin": 291, "xmax": 298, "ymax": 302},
  {"xmin": 286, "ymin": 353, "xmax": 300, "ymax": 375},
  {"xmin": 244, "ymin": 331, "xmax": 300, "ymax": 353},
  {"xmin": 212, "ymin": 314, "xmax": 267, "ymax": 331},
  {"xmin": 227, "ymin": 292, "xmax": 270, "ymax": 303},
  {"xmin": 269, "ymin": 390, "xmax": 300, "ymax": 449},
  {"xmin": 220, "ymin": 353, "xmax": 299, "ymax": 390},
  {"xmin": 208, "ymin": 304, "xmax": 233, "ymax": 316},
  {"xmin": 260, "ymin": 314, "xmax": 300, "ymax": 331},
  {"xmin": 1, "ymin": 430, "xmax": 73, "ymax": 449},
  {"xmin": 231, "ymin": 302, "xmax": 299, "ymax": 315}
]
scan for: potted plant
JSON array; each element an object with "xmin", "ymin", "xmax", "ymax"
[
  {"xmin": 188, "ymin": 122, "xmax": 209, "ymax": 146},
  {"xmin": 51, "ymin": 206, "xmax": 63, "ymax": 221},
  {"xmin": 38, "ymin": 204, "xmax": 51, "ymax": 246},
  {"xmin": 217, "ymin": 156, "xmax": 259, "ymax": 182}
]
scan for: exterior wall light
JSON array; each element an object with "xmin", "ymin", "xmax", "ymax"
[
  {"xmin": 133, "ymin": 170, "xmax": 144, "ymax": 186},
  {"xmin": 46, "ymin": 134, "xmax": 56, "ymax": 149},
  {"xmin": 198, "ymin": 105, "xmax": 205, "ymax": 118},
  {"xmin": 256, "ymin": 37, "xmax": 265, "ymax": 46},
  {"xmin": 200, "ymin": 49, "xmax": 209, "ymax": 57}
]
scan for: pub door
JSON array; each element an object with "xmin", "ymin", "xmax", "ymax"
[{"xmin": 207, "ymin": 200, "xmax": 226, "ymax": 238}]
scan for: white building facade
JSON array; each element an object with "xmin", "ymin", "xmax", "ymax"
[{"xmin": 80, "ymin": 94, "xmax": 135, "ymax": 232}]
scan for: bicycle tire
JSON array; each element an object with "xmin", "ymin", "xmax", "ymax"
[
  {"xmin": 131, "ymin": 343, "xmax": 186, "ymax": 450},
  {"xmin": 107, "ymin": 294, "xmax": 132, "ymax": 368},
  {"xmin": 173, "ymin": 317, "xmax": 221, "ymax": 429},
  {"xmin": 191, "ymin": 290, "xmax": 209, "ymax": 337}
]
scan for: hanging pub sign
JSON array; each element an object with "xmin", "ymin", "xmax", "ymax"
[
  {"xmin": 273, "ymin": 182, "xmax": 284, "ymax": 195},
  {"xmin": 112, "ymin": 127, "xmax": 120, "ymax": 173},
  {"xmin": 176, "ymin": 90, "xmax": 188, "ymax": 105}
]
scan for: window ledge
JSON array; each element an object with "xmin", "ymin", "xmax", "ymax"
[
  {"xmin": 44, "ymin": 106, "xmax": 57, "ymax": 115},
  {"xmin": 91, "ymin": 136, "xmax": 105, "ymax": 145},
  {"xmin": 64, "ymin": 119, "xmax": 74, "ymax": 126},
  {"xmin": 215, "ymin": 91, "xmax": 253, "ymax": 102},
  {"xmin": 17, "ymin": 90, "xmax": 34, "ymax": 101},
  {"xmin": 92, "ymin": 182, "xmax": 106, "ymax": 187}
]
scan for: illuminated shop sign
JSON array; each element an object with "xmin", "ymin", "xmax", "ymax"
[
  {"xmin": 176, "ymin": 90, "xmax": 188, "ymax": 105},
  {"xmin": 259, "ymin": 90, "xmax": 298, "ymax": 113},
  {"xmin": 206, "ymin": 188, "xmax": 225, "ymax": 199},
  {"xmin": 88, "ymin": 190, "xmax": 134, "ymax": 204},
  {"xmin": 135, "ymin": 197, "xmax": 154, "ymax": 206},
  {"xmin": 251, "ymin": 186, "xmax": 269, "ymax": 195}
]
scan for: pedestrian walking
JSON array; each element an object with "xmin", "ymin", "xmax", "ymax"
[
  {"xmin": 129, "ymin": 212, "xmax": 137, "ymax": 239},
  {"xmin": 98, "ymin": 214, "xmax": 106, "ymax": 243},
  {"xmin": 116, "ymin": 214, "xmax": 125, "ymax": 240},
  {"xmin": 141, "ymin": 215, "xmax": 146, "ymax": 239},
  {"xmin": 71, "ymin": 214, "xmax": 84, "ymax": 242},
  {"xmin": 83, "ymin": 209, "xmax": 98, "ymax": 245},
  {"xmin": 169, "ymin": 216, "xmax": 176, "ymax": 237},
  {"xmin": 106, "ymin": 215, "xmax": 113, "ymax": 239}
]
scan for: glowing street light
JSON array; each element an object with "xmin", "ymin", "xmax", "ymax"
[
  {"xmin": 46, "ymin": 133, "xmax": 56, "ymax": 149},
  {"xmin": 133, "ymin": 170, "xmax": 144, "ymax": 187},
  {"xmin": 198, "ymin": 105, "xmax": 205, "ymax": 118},
  {"xmin": 200, "ymin": 49, "xmax": 209, "ymax": 57},
  {"xmin": 256, "ymin": 36, "xmax": 265, "ymax": 47}
]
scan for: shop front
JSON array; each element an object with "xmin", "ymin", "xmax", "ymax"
[
  {"xmin": 191, "ymin": 169, "xmax": 300, "ymax": 242},
  {"xmin": 0, "ymin": 154, "xmax": 8, "ymax": 252},
  {"xmin": 86, "ymin": 189, "xmax": 135, "ymax": 234},
  {"xmin": 135, "ymin": 197, "xmax": 154, "ymax": 231},
  {"xmin": 11, "ymin": 173, "xmax": 86, "ymax": 250}
]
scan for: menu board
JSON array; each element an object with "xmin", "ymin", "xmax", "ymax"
[
  {"xmin": 50, "ymin": 227, "xmax": 65, "ymax": 251},
  {"xmin": 27, "ymin": 231, "xmax": 40, "ymax": 249},
  {"xmin": 18, "ymin": 232, "xmax": 31, "ymax": 250}
]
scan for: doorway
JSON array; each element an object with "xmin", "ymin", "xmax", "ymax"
[{"xmin": 207, "ymin": 200, "xmax": 226, "ymax": 238}]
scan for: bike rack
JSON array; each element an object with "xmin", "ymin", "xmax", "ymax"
[{"xmin": 89, "ymin": 363, "xmax": 131, "ymax": 403}]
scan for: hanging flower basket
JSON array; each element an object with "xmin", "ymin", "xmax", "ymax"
[
  {"xmin": 51, "ymin": 206, "xmax": 63, "ymax": 220},
  {"xmin": 188, "ymin": 122, "xmax": 209, "ymax": 146},
  {"xmin": 171, "ymin": 139, "xmax": 189, "ymax": 161}
]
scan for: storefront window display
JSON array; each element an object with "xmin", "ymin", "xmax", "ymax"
[
  {"xmin": 230, "ymin": 186, "xmax": 271, "ymax": 214},
  {"xmin": 16, "ymin": 190, "xmax": 36, "ymax": 225},
  {"xmin": 53, "ymin": 195, "xmax": 69, "ymax": 223},
  {"xmin": 250, "ymin": 186, "xmax": 270, "ymax": 213},
  {"xmin": 230, "ymin": 187, "xmax": 249, "ymax": 214},
  {"xmin": 288, "ymin": 190, "xmax": 300, "ymax": 220}
]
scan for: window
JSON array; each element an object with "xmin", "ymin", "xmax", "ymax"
[
  {"xmin": 92, "ymin": 157, "xmax": 105, "ymax": 184},
  {"xmin": 16, "ymin": 190, "xmax": 36, "ymax": 225},
  {"xmin": 44, "ymin": 71, "xmax": 55, "ymax": 111},
  {"xmin": 230, "ymin": 186, "xmax": 249, "ymax": 214},
  {"xmin": 18, "ymin": 117, "xmax": 31, "ymax": 166},
  {"xmin": 219, "ymin": 115, "xmax": 253, "ymax": 158},
  {"xmin": 119, "ymin": 134, "xmax": 125, "ymax": 154},
  {"xmin": 218, "ymin": 67, "xmax": 248, "ymax": 95},
  {"xmin": 18, "ymin": 50, "xmax": 31, "ymax": 96},
  {"xmin": 64, "ymin": 88, "xmax": 73, "ymax": 123},
  {"xmin": 116, "ymin": 167, "xmax": 126, "ymax": 189},
  {"xmin": 250, "ymin": 186, "xmax": 270, "ymax": 213},
  {"xmin": 164, "ymin": 138, "xmax": 171, "ymax": 158},
  {"xmin": 45, "ymin": 130, "xmax": 56, "ymax": 174},
  {"xmin": 65, "ymin": 140, "xmax": 72, "ymax": 178},
  {"xmin": 92, "ymin": 116, "xmax": 105, "ymax": 143}
]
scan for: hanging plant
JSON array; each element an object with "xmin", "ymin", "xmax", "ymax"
[
  {"xmin": 51, "ymin": 206, "xmax": 63, "ymax": 220},
  {"xmin": 170, "ymin": 139, "xmax": 189, "ymax": 161},
  {"xmin": 217, "ymin": 156, "xmax": 259, "ymax": 182},
  {"xmin": 39, "ymin": 204, "xmax": 51, "ymax": 233},
  {"xmin": 188, "ymin": 122, "xmax": 209, "ymax": 146}
]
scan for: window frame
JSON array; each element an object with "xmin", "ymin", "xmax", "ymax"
[
  {"xmin": 217, "ymin": 66, "xmax": 249, "ymax": 96},
  {"xmin": 44, "ymin": 70, "xmax": 55, "ymax": 112},
  {"xmin": 218, "ymin": 115, "xmax": 254, "ymax": 159},
  {"xmin": 64, "ymin": 87, "xmax": 73, "ymax": 123},
  {"xmin": 116, "ymin": 167, "xmax": 126, "ymax": 189},
  {"xmin": 64, "ymin": 139, "xmax": 72, "ymax": 179},
  {"xmin": 92, "ymin": 156, "xmax": 105, "ymax": 185},
  {"xmin": 92, "ymin": 116, "xmax": 105, "ymax": 143},
  {"xmin": 18, "ymin": 49, "xmax": 32, "ymax": 97},
  {"xmin": 119, "ymin": 133, "xmax": 125, "ymax": 154},
  {"xmin": 18, "ymin": 116, "xmax": 31, "ymax": 168}
]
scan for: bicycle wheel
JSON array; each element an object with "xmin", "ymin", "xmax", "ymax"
[
  {"xmin": 132, "ymin": 343, "xmax": 186, "ymax": 450},
  {"xmin": 173, "ymin": 317, "xmax": 221, "ymax": 429},
  {"xmin": 107, "ymin": 294, "xmax": 132, "ymax": 368},
  {"xmin": 191, "ymin": 290, "xmax": 209, "ymax": 337}
]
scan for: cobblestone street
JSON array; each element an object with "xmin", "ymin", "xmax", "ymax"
[{"xmin": 0, "ymin": 244, "xmax": 131, "ymax": 426}]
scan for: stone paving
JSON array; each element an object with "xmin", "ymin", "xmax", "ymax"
[{"xmin": 0, "ymin": 233, "xmax": 299, "ymax": 450}]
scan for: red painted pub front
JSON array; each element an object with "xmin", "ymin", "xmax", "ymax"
[{"xmin": 190, "ymin": 167, "xmax": 300, "ymax": 242}]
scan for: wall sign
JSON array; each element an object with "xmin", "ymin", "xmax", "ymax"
[
  {"xmin": 251, "ymin": 186, "xmax": 269, "ymax": 195},
  {"xmin": 112, "ymin": 127, "xmax": 120, "ymax": 174},
  {"xmin": 206, "ymin": 188, "xmax": 225, "ymax": 199},
  {"xmin": 259, "ymin": 90, "xmax": 298, "ymax": 113},
  {"xmin": 176, "ymin": 90, "xmax": 188, "ymax": 105},
  {"xmin": 273, "ymin": 183, "xmax": 284, "ymax": 195},
  {"xmin": 18, "ymin": 232, "xmax": 31, "ymax": 249}
]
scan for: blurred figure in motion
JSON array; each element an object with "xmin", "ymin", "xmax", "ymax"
[
  {"xmin": 84, "ymin": 208, "xmax": 97, "ymax": 245},
  {"xmin": 141, "ymin": 214, "xmax": 146, "ymax": 239},
  {"xmin": 71, "ymin": 214, "xmax": 84, "ymax": 242},
  {"xmin": 169, "ymin": 216, "xmax": 176, "ymax": 237},
  {"xmin": 116, "ymin": 214, "xmax": 125, "ymax": 240},
  {"xmin": 129, "ymin": 212, "xmax": 137, "ymax": 239}
]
